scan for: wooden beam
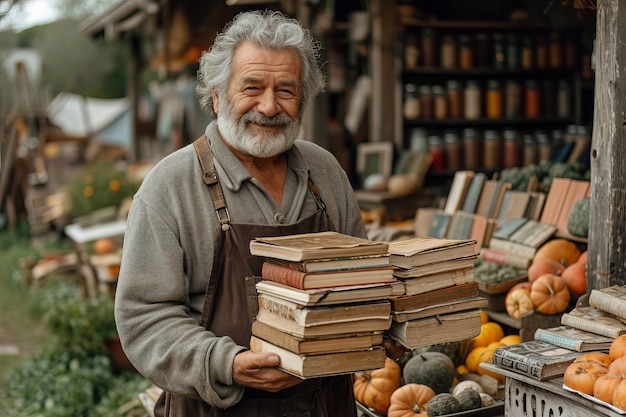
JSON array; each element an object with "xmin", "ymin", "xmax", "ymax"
[{"xmin": 588, "ymin": 0, "xmax": 626, "ymax": 290}]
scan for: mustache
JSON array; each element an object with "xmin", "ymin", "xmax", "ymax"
[{"xmin": 241, "ymin": 111, "xmax": 292, "ymax": 127}]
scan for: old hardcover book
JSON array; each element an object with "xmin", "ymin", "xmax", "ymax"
[
  {"xmin": 460, "ymin": 172, "xmax": 487, "ymax": 214},
  {"xmin": 260, "ymin": 261, "xmax": 395, "ymax": 290},
  {"xmin": 392, "ymin": 296, "xmax": 487, "ymax": 322},
  {"xmin": 249, "ymin": 336, "xmax": 386, "ymax": 378},
  {"xmin": 414, "ymin": 207, "xmax": 438, "ymax": 237},
  {"xmin": 540, "ymin": 178, "xmax": 571, "ymax": 226},
  {"xmin": 445, "ymin": 211, "xmax": 474, "ymax": 240},
  {"xmin": 487, "ymin": 181, "xmax": 513, "ymax": 219},
  {"xmin": 492, "ymin": 218, "xmax": 529, "ymax": 240},
  {"xmin": 389, "ymin": 281, "xmax": 479, "ymax": 312},
  {"xmin": 525, "ymin": 192, "xmax": 547, "ymax": 221},
  {"xmin": 254, "ymin": 309, "xmax": 393, "ymax": 338},
  {"xmin": 428, "ymin": 211, "xmax": 452, "ymax": 239},
  {"xmin": 251, "ymin": 321, "xmax": 383, "ymax": 354},
  {"xmin": 255, "ymin": 280, "xmax": 394, "ymax": 307},
  {"xmin": 249, "ymin": 231, "xmax": 389, "ymax": 262},
  {"xmin": 561, "ymin": 306, "xmax": 626, "ymax": 339},
  {"xmin": 479, "ymin": 247, "xmax": 532, "ymax": 269},
  {"xmin": 555, "ymin": 180, "xmax": 590, "ymax": 237},
  {"xmin": 486, "ymin": 237, "xmax": 536, "ymax": 260},
  {"xmin": 509, "ymin": 220, "xmax": 557, "ymax": 248},
  {"xmin": 443, "ymin": 170, "xmax": 475, "ymax": 215},
  {"xmin": 385, "ymin": 309, "xmax": 482, "ymax": 349},
  {"xmin": 400, "ymin": 266, "xmax": 475, "ymax": 296},
  {"xmin": 491, "ymin": 340, "xmax": 582, "ymax": 381},
  {"xmin": 388, "ymin": 236, "xmax": 477, "ymax": 269},
  {"xmin": 475, "ymin": 180, "xmax": 498, "ymax": 218},
  {"xmin": 393, "ymin": 255, "xmax": 478, "ymax": 279},
  {"xmin": 267, "ymin": 255, "xmax": 390, "ymax": 273},
  {"xmin": 257, "ymin": 294, "xmax": 390, "ymax": 327},
  {"xmin": 534, "ymin": 325, "xmax": 613, "ymax": 352},
  {"xmin": 497, "ymin": 190, "xmax": 532, "ymax": 223},
  {"xmin": 469, "ymin": 214, "xmax": 489, "ymax": 250},
  {"xmin": 589, "ymin": 286, "xmax": 626, "ymax": 321}
]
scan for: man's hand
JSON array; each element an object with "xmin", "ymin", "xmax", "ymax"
[{"xmin": 232, "ymin": 350, "xmax": 302, "ymax": 392}]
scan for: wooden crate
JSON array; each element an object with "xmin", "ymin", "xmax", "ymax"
[{"xmin": 485, "ymin": 310, "xmax": 563, "ymax": 342}]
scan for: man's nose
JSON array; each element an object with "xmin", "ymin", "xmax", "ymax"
[{"xmin": 256, "ymin": 89, "xmax": 279, "ymax": 117}]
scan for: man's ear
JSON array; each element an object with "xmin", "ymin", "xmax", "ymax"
[{"xmin": 212, "ymin": 87, "xmax": 219, "ymax": 114}]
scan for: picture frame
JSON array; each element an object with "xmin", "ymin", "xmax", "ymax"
[{"xmin": 356, "ymin": 142, "xmax": 394, "ymax": 180}]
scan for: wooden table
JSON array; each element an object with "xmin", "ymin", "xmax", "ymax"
[{"xmin": 482, "ymin": 362, "xmax": 624, "ymax": 417}]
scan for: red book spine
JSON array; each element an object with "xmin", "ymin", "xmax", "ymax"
[
  {"xmin": 261, "ymin": 262, "xmax": 307, "ymax": 289},
  {"xmin": 480, "ymin": 248, "xmax": 507, "ymax": 266}
]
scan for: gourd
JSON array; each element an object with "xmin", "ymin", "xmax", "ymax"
[
  {"xmin": 575, "ymin": 352, "xmax": 612, "ymax": 367},
  {"xmin": 610, "ymin": 335, "xmax": 626, "ymax": 361},
  {"xmin": 528, "ymin": 259, "xmax": 565, "ymax": 282},
  {"xmin": 426, "ymin": 393, "xmax": 460, "ymax": 417},
  {"xmin": 353, "ymin": 357, "xmax": 402, "ymax": 415},
  {"xmin": 455, "ymin": 389, "xmax": 482, "ymax": 412},
  {"xmin": 533, "ymin": 238, "xmax": 581, "ymax": 267},
  {"xmin": 563, "ymin": 360, "xmax": 608, "ymax": 395},
  {"xmin": 470, "ymin": 322, "xmax": 504, "ymax": 348},
  {"xmin": 505, "ymin": 286, "xmax": 534, "ymax": 319},
  {"xmin": 403, "ymin": 352, "xmax": 456, "ymax": 394},
  {"xmin": 451, "ymin": 380, "xmax": 483, "ymax": 397},
  {"xmin": 567, "ymin": 196, "xmax": 589, "ymax": 238},
  {"xmin": 594, "ymin": 374, "xmax": 622, "ymax": 404},
  {"xmin": 529, "ymin": 274, "xmax": 570, "ymax": 315},
  {"xmin": 387, "ymin": 383, "xmax": 436, "ymax": 417},
  {"xmin": 561, "ymin": 262, "xmax": 587, "ymax": 296}
]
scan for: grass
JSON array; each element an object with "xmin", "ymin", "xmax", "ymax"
[{"xmin": 0, "ymin": 223, "xmax": 74, "ymax": 383}]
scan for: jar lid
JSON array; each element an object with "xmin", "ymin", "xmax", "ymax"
[
  {"xmin": 432, "ymin": 85, "xmax": 445, "ymax": 95},
  {"xmin": 504, "ymin": 129, "xmax": 520, "ymax": 141},
  {"xmin": 463, "ymin": 128, "xmax": 478, "ymax": 138},
  {"xmin": 487, "ymin": 79, "xmax": 501, "ymax": 89},
  {"xmin": 484, "ymin": 130, "xmax": 499, "ymax": 140},
  {"xmin": 419, "ymin": 85, "xmax": 432, "ymax": 94},
  {"xmin": 447, "ymin": 80, "xmax": 461, "ymax": 89}
]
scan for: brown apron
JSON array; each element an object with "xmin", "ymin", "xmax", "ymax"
[{"xmin": 156, "ymin": 137, "xmax": 357, "ymax": 417}]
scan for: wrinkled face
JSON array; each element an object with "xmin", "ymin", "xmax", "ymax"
[{"xmin": 214, "ymin": 41, "xmax": 303, "ymax": 158}]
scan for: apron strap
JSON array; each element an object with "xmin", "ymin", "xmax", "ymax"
[{"xmin": 193, "ymin": 136, "xmax": 231, "ymax": 226}]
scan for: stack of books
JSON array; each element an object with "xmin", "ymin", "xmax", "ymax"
[
  {"xmin": 248, "ymin": 231, "xmax": 395, "ymax": 378},
  {"xmin": 483, "ymin": 218, "xmax": 557, "ymax": 269},
  {"xmin": 383, "ymin": 236, "xmax": 485, "ymax": 349}
]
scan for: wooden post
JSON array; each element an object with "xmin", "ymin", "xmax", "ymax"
[{"xmin": 588, "ymin": 0, "xmax": 626, "ymax": 290}]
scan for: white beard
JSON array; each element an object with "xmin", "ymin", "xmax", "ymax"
[{"xmin": 216, "ymin": 100, "xmax": 301, "ymax": 158}]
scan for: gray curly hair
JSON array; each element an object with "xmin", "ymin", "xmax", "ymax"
[{"xmin": 196, "ymin": 10, "xmax": 326, "ymax": 118}]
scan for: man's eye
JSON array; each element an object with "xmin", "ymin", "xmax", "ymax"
[{"xmin": 277, "ymin": 90, "xmax": 296, "ymax": 99}]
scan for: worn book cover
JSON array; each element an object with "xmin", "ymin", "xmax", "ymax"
[
  {"xmin": 249, "ymin": 336, "xmax": 386, "ymax": 378},
  {"xmin": 491, "ymin": 340, "xmax": 582, "ymax": 381},
  {"xmin": 255, "ymin": 280, "xmax": 394, "ymax": 307},
  {"xmin": 254, "ymin": 309, "xmax": 393, "ymax": 338},
  {"xmin": 487, "ymin": 181, "xmax": 512, "ymax": 219},
  {"xmin": 555, "ymin": 180, "xmax": 590, "ymax": 237},
  {"xmin": 509, "ymin": 220, "xmax": 557, "ymax": 248},
  {"xmin": 475, "ymin": 180, "xmax": 498, "ymax": 218},
  {"xmin": 251, "ymin": 321, "xmax": 383, "ymax": 354},
  {"xmin": 492, "ymin": 218, "xmax": 529, "ymax": 240},
  {"xmin": 388, "ymin": 236, "xmax": 476, "ymax": 269},
  {"xmin": 385, "ymin": 309, "xmax": 482, "ymax": 349},
  {"xmin": 249, "ymin": 231, "xmax": 389, "ymax": 262},
  {"xmin": 540, "ymin": 178, "xmax": 571, "ymax": 226},
  {"xmin": 460, "ymin": 172, "xmax": 487, "ymax": 214},
  {"xmin": 443, "ymin": 170, "xmax": 475, "ymax": 215},
  {"xmin": 389, "ymin": 281, "xmax": 479, "ymax": 312},
  {"xmin": 497, "ymin": 190, "xmax": 532, "ymax": 223},
  {"xmin": 446, "ymin": 211, "xmax": 475, "ymax": 240},
  {"xmin": 479, "ymin": 248, "xmax": 532, "ymax": 269},
  {"xmin": 561, "ymin": 306, "xmax": 626, "ymax": 339},
  {"xmin": 267, "ymin": 254, "xmax": 390, "ymax": 273},
  {"xmin": 257, "ymin": 294, "xmax": 390, "ymax": 327},
  {"xmin": 589, "ymin": 286, "xmax": 626, "ymax": 321},
  {"xmin": 392, "ymin": 296, "xmax": 486, "ymax": 322},
  {"xmin": 534, "ymin": 325, "xmax": 613, "ymax": 352},
  {"xmin": 428, "ymin": 211, "xmax": 452, "ymax": 239},
  {"xmin": 260, "ymin": 261, "xmax": 396, "ymax": 290},
  {"xmin": 393, "ymin": 255, "xmax": 478, "ymax": 279},
  {"xmin": 488, "ymin": 237, "xmax": 536, "ymax": 260},
  {"xmin": 400, "ymin": 266, "xmax": 475, "ymax": 296}
]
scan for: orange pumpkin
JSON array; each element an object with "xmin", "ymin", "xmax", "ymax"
[
  {"xmin": 529, "ymin": 274, "xmax": 570, "ymax": 315},
  {"xmin": 575, "ymin": 352, "xmax": 612, "ymax": 368},
  {"xmin": 479, "ymin": 310, "xmax": 490, "ymax": 324},
  {"xmin": 594, "ymin": 374, "xmax": 622, "ymax": 404},
  {"xmin": 353, "ymin": 358, "xmax": 402, "ymax": 415},
  {"xmin": 577, "ymin": 250, "xmax": 588, "ymax": 265},
  {"xmin": 505, "ymin": 287, "xmax": 534, "ymax": 319},
  {"xmin": 499, "ymin": 334, "xmax": 522, "ymax": 346},
  {"xmin": 608, "ymin": 356, "xmax": 626, "ymax": 378},
  {"xmin": 387, "ymin": 383, "xmax": 436, "ymax": 417},
  {"xmin": 471, "ymin": 321, "xmax": 505, "ymax": 348},
  {"xmin": 465, "ymin": 346, "xmax": 487, "ymax": 373},
  {"xmin": 528, "ymin": 259, "xmax": 565, "ymax": 283},
  {"xmin": 533, "ymin": 238, "xmax": 581, "ymax": 267},
  {"xmin": 610, "ymin": 335, "xmax": 626, "ymax": 362},
  {"xmin": 614, "ymin": 379, "xmax": 626, "ymax": 410},
  {"xmin": 475, "ymin": 346, "xmax": 505, "ymax": 383},
  {"xmin": 563, "ymin": 360, "xmax": 608, "ymax": 395},
  {"xmin": 561, "ymin": 262, "xmax": 587, "ymax": 296}
]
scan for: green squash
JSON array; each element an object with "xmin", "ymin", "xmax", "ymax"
[
  {"xmin": 455, "ymin": 389, "xmax": 482, "ymax": 412},
  {"xmin": 426, "ymin": 393, "xmax": 460, "ymax": 417},
  {"xmin": 402, "ymin": 351, "xmax": 455, "ymax": 394}
]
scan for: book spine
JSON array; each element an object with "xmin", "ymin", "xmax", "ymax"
[
  {"xmin": 479, "ymin": 248, "xmax": 531, "ymax": 269},
  {"xmin": 488, "ymin": 238, "xmax": 536, "ymax": 259},
  {"xmin": 491, "ymin": 350, "xmax": 543, "ymax": 380},
  {"xmin": 589, "ymin": 290, "xmax": 626, "ymax": 321},
  {"xmin": 257, "ymin": 295, "xmax": 301, "ymax": 323},
  {"xmin": 560, "ymin": 316, "xmax": 620, "ymax": 339},
  {"xmin": 533, "ymin": 330, "xmax": 581, "ymax": 352},
  {"xmin": 261, "ymin": 262, "xmax": 306, "ymax": 289}
]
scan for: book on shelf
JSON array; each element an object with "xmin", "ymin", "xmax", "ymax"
[
  {"xmin": 392, "ymin": 296, "xmax": 487, "ymax": 322},
  {"xmin": 428, "ymin": 211, "xmax": 452, "ymax": 239},
  {"xmin": 387, "ymin": 236, "xmax": 476, "ymax": 269},
  {"xmin": 254, "ymin": 309, "xmax": 393, "ymax": 339},
  {"xmin": 534, "ymin": 325, "xmax": 614, "ymax": 352},
  {"xmin": 488, "ymin": 237, "xmax": 537, "ymax": 260},
  {"xmin": 266, "ymin": 254, "xmax": 391, "ymax": 273},
  {"xmin": 508, "ymin": 220, "xmax": 557, "ymax": 248},
  {"xmin": 393, "ymin": 255, "xmax": 478, "ymax": 279},
  {"xmin": 491, "ymin": 218, "xmax": 529, "ymax": 240},
  {"xmin": 249, "ymin": 336, "xmax": 386, "ymax": 378},
  {"xmin": 443, "ymin": 170, "xmax": 475, "ymax": 215},
  {"xmin": 555, "ymin": 180, "xmax": 590, "ymax": 237},
  {"xmin": 497, "ymin": 190, "xmax": 532, "ymax": 223},
  {"xmin": 385, "ymin": 309, "xmax": 482, "ymax": 349},
  {"xmin": 260, "ymin": 261, "xmax": 396, "ymax": 290},
  {"xmin": 389, "ymin": 281, "xmax": 479, "ymax": 312},
  {"xmin": 257, "ymin": 293, "xmax": 391, "ymax": 327},
  {"xmin": 540, "ymin": 177, "xmax": 571, "ymax": 226},
  {"xmin": 460, "ymin": 172, "xmax": 487, "ymax": 214},
  {"xmin": 589, "ymin": 286, "xmax": 626, "ymax": 321},
  {"xmin": 491, "ymin": 340, "xmax": 582, "ymax": 381},
  {"xmin": 525, "ymin": 192, "xmax": 547, "ymax": 221},
  {"xmin": 251, "ymin": 321, "xmax": 383, "ymax": 355},
  {"xmin": 445, "ymin": 211, "xmax": 475, "ymax": 240},
  {"xmin": 479, "ymin": 247, "xmax": 532, "ymax": 269},
  {"xmin": 249, "ymin": 231, "xmax": 389, "ymax": 262},
  {"xmin": 255, "ymin": 280, "xmax": 394, "ymax": 307},
  {"xmin": 400, "ymin": 266, "xmax": 475, "ymax": 296},
  {"xmin": 487, "ymin": 181, "xmax": 513, "ymax": 219},
  {"xmin": 414, "ymin": 207, "xmax": 438, "ymax": 238},
  {"xmin": 469, "ymin": 214, "xmax": 492, "ymax": 250},
  {"xmin": 561, "ymin": 306, "xmax": 626, "ymax": 339}
]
